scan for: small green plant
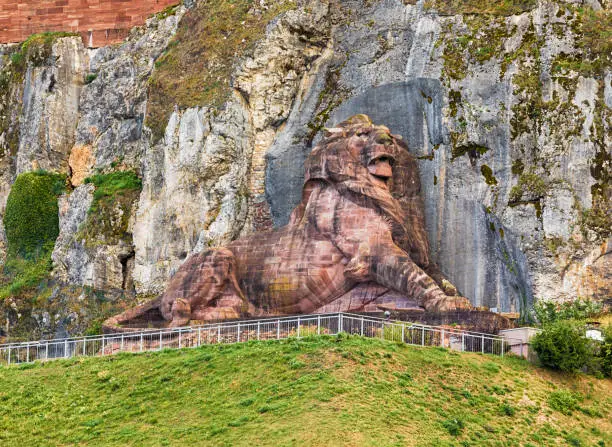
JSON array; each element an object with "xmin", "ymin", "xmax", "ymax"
[
  {"xmin": 84, "ymin": 73, "xmax": 97, "ymax": 84},
  {"xmin": 84, "ymin": 170, "xmax": 142, "ymax": 204},
  {"xmin": 80, "ymin": 171, "xmax": 142, "ymax": 246},
  {"xmin": 155, "ymin": 3, "xmax": 180, "ymax": 20},
  {"xmin": 531, "ymin": 320, "xmax": 594, "ymax": 373},
  {"xmin": 548, "ymin": 389, "xmax": 581, "ymax": 415},
  {"xmin": 442, "ymin": 418, "xmax": 465, "ymax": 436},
  {"xmin": 499, "ymin": 402, "xmax": 516, "ymax": 416}
]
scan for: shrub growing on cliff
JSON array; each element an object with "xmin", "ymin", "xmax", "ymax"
[
  {"xmin": 1, "ymin": 171, "xmax": 66, "ymax": 299},
  {"xmin": 531, "ymin": 320, "xmax": 594, "ymax": 373},
  {"xmin": 81, "ymin": 171, "xmax": 142, "ymax": 246},
  {"xmin": 3, "ymin": 171, "xmax": 66, "ymax": 259}
]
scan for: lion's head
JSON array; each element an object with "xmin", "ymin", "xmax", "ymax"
[{"xmin": 299, "ymin": 114, "xmax": 431, "ymax": 267}]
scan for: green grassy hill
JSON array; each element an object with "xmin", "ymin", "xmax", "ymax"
[{"xmin": 0, "ymin": 335, "xmax": 610, "ymax": 446}]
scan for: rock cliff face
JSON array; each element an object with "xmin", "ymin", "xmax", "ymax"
[{"xmin": 0, "ymin": 0, "xmax": 609, "ymax": 338}]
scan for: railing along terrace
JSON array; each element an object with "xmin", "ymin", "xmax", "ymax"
[{"xmin": 0, "ymin": 313, "xmax": 522, "ymax": 366}]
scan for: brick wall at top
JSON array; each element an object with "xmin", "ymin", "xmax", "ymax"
[{"xmin": 0, "ymin": 0, "xmax": 178, "ymax": 47}]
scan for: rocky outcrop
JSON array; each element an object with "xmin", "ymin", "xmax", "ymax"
[{"xmin": 16, "ymin": 37, "xmax": 88, "ymax": 175}]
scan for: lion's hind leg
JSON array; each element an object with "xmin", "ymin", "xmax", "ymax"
[
  {"xmin": 161, "ymin": 248, "xmax": 249, "ymax": 326},
  {"xmin": 188, "ymin": 248, "xmax": 250, "ymax": 322}
]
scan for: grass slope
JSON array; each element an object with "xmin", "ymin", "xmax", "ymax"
[{"xmin": 0, "ymin": 336, "xmax": 610, "ymax": 446}]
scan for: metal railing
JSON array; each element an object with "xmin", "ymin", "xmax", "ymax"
[{"xmin": 0, "ymin": 312, "xmax": 522, "ymax": 366}]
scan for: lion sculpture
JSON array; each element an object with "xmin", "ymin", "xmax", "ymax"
[{"xmin": 106, "ymin": 115, "xmax": 469, "ymax": 329}]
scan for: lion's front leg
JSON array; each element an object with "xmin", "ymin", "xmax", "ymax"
[{"xmin": 363, "ymin": 246, "xmax": 470, "ymax": 312}]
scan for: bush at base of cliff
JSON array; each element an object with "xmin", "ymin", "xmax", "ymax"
[
  {"xmin": 1, "ymin": 171, "xmax": 65, "ymax": 300},
  {"xmin": 531, "ymin": 320, "xmax": 594, "ymax": 373}
]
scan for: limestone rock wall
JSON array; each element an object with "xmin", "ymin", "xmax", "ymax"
[{"xmin": 0, "ymin": 0, "xmax": 609, "ymax": 337}]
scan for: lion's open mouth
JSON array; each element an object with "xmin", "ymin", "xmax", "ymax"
[{"xmin": 368, "ymin": 156, "xmax": 393, "ymax": 187}]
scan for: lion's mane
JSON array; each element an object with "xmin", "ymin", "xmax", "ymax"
[{"xmin": 299, "ymin": 114, "xmax": 432, "ymax": 268}]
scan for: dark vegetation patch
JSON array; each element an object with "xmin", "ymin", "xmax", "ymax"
[
  {"xmin": 509, "ymin": 170, "xmax": 547, "ymax": 204},
  {"xmin": 1, "ymin": 171, "xmax": 66, "ymax": 300},
  {"xmin": 145, "ymin": 0, "xmax": 296, "ymax": 141},
  {"xmin": 480, "ymin": 164, "xmax": 497, "ymax": 186}
]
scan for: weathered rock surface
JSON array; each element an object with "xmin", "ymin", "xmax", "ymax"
[{"xmin": 16, "ymin": 37, "xmax": 88, "ymax": 175}]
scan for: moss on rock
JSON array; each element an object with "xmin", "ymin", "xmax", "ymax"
[
  {"xmin": 480, "ymin": 164, "xmax": 498, "ymax": 186},
  {"xmin": 80, "ymin": 171, "xmax": 142, "ymax": 247},
  {"xmin": 509, "ymin": 170, "xmax": 547, "ymax": 204},
  {"xmin": 424, "ymin": 0, "xmax": 537, "ymax": 16},
  {"xmin": 145, "ymin": 0, "xmax": 296, "ymax": 142}
]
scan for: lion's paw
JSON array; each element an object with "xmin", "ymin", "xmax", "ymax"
[{"xmin": 425, "ymin": 296, "xmax": 472, "ymax": 312}]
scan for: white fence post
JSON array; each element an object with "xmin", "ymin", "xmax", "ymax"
[
  {"xmin": 297, "ymin": 316, "xmax": 301, "ymax": 338},
  {"xmin": 401, "ymin": 324, "xmax": 405, "ymax": 343},
  {"xmin": 179, "ymin": 329, "xmax": 182, "ymax": 348},
  {"xmin": 421, "ymin": 328, "xmax": 425, "ymax": 346},
  {"xmin": 237, "ymin": 323, "xmax": 240, "ymax": 343},
  {"xmin": 360, "ymin": 316, "xmax": 364, "ymax": 336},
  {"xmin": 257, "ymin": 321, "xmax": 260, "ymax": 340},
  {"xmin": 317, "ymin": 315, "xmax": 321, "ymax": 335},
  {"xmin": 277, "ymin": 320, "xmax": 280, "ymax": 340},
  {"xmin": 121, "ymin": 334, "xmax": 124, "ymax": 352},
  {"xmin": 481, "ymin": 334, "xmax": 485, "ymax": 354},
  {"xmin": 140, "ymin": 333, "xmax": 143, "ymax": 352},
  {"xmin": 7, "ymin": 346, "xmax": 10, "ymax": 365},
  {"xmin": 217, "ymin": 325, "xmax": 221, "ymax": 343},
  {"xmin": 441, "ymin": 329, "xmax": 445, "ymax": 348},
  {"xmin": 337, "ymin": 313, "xmax": 341, "ymax": 334},
  {"xmin": 82, "ymin": 339, "xmax": 86, "ymax": 356},
  {"xmin": 159, "ymin": 331, "xmax": 163, "ymax": 350},
  {"xmin": 501, "ymin": 340, "xmax": 504, "ymax": 358},
  {"xmin": 101, "ymin": 336, "xmax": 105, "ymax": 356},
  {"xmin": 198, "ymin": 327, "xmax": 202, "ymax": 347}
]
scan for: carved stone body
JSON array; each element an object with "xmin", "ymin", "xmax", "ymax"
[
  {"xmin": 155, "ymin": 115, "xmax": 469, "ymax": 326},
  {"xmin": 106, "ymin": 115, "xmax": 468, "ymax": 329}
]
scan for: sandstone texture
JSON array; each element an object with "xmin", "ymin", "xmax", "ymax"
[{"xmin": 0, "ymin": 0, "xmax": 609, "ymax": 338}]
